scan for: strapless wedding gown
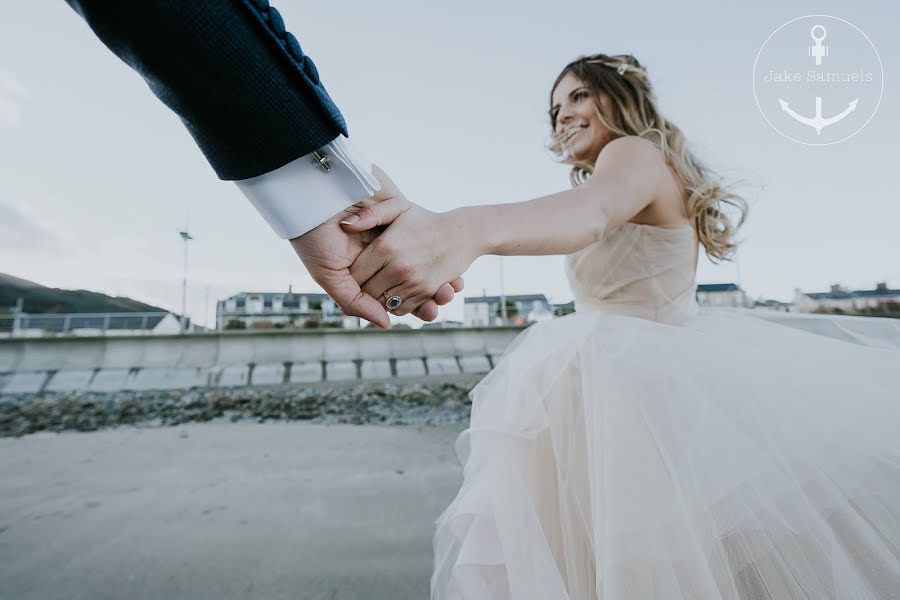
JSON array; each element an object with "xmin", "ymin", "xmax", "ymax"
[{"xmin": 430, "ymin": 221, "xmax": 900, "ymax": 599}]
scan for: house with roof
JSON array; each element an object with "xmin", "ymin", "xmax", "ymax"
[
  {"xmin": 463, "ymin": 294, "xmax": 554, "ymax": 327},
  {"xmin": 793, "ymin": 282, "xmax": 900, "ymax": 314},
  {"xmin": 216, "ymin": 288, "xmax": 360, "ymax": 330},
  {"xmin": 554, "ymin": 300, "xmax": 576, "ymax": 317},
  {"xmin": 695, "ymin": 283, "xmax": 749, "ymax": 308},
  {"xmin": 751, "ymin": 298, "xmax": 793, "ymax": 312}
]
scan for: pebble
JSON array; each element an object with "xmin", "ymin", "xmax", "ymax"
[{"xmin": 0, "ymin": 379, "xmax": 478, "ymax": 437}]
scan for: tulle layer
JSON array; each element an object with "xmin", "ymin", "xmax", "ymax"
[{"xmin": 431, "ymin": 308, "xmax": 900, "ymax": 599}]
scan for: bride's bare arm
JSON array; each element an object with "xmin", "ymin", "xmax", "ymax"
[
  {"xmin": 338, "ymin": 136, "xmax": 665, "ymax": 317},
  {"xmin": 463, "ymin": 136, "xmax": 662, "ymax": 256}
]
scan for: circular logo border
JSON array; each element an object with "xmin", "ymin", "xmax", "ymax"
[{"xmin": 752, "ymin": 14, "xmax": 884, "ymax": 146}]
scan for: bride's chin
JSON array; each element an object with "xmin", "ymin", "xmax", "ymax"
[
  {"xmin": 565, "ymin": 138, "xmax": 597, "ymax": 162},
  {"xmin": 565, "ymin": 148, "xmax": 592, "ymax": 165}
]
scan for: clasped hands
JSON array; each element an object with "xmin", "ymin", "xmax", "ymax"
[{"xmin": 289, "ymin": 167, "xmax": 480, "ymax": 329}]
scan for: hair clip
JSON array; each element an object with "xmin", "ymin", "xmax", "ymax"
[{"xmin": 617, "ymin": 63, "xmax": 628, "ymax": 75}]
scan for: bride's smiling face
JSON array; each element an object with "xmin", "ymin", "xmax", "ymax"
[{"xmin": 550, "ymin": 72, "xmax": 612, "ymax": 165}]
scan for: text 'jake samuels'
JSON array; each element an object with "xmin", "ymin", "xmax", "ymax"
[{"xmin": 762, "ymin": 69, "xmax": 875, "ymax": 83}]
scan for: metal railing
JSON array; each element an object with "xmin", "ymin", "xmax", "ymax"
[{"xmin": 0, "ymin": 312, "xmax": 177, "ymax": 337}]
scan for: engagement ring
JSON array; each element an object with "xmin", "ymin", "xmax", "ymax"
[{"xmin": 384, "ymin": 293, "xmax": 402, "ymax": 310}]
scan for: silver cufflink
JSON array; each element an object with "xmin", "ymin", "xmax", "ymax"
[{"xmin": 311, "ymin": 150, "xmax": 331, "ymax": 172}]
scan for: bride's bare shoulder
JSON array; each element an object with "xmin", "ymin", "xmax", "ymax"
[
  {"xmin": 594, "ymin": 135, "xmax": 667, "ymax": 171},
  {"xmin": 596, "ymin": 136, "xmax": 688, "ymax": 227},
  {"xmin": 592, "ymin": 136, "xmax": 674, "ymax": 193},
  {"xmin": 594, "ymin": 135, "xmax": 668, "ymax": 182}
]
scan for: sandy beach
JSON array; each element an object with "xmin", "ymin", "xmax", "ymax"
[{"xmin": 0, "ymin": 421, "xmax": 467, "ymax": 599}]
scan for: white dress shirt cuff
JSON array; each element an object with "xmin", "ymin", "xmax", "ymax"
[{"xmin": 234, "ymin": 135, "xmax": 381, "ymax": 239}]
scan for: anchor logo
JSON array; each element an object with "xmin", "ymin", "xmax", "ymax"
[
  {"xmin": 777, "ymin": 96, "xmax": 859, "ymax": 134},
  {"xmin": 777, "ymin": 23, "xmax": 857, "ymax": 135},
  {"xmin": 753, "ymin": 15, "xmax": 882, "ymax": 145}
]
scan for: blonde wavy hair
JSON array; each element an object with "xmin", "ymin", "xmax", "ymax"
[{"xmin": 548, "ymin": 53, "xmax": 748, "ymax": 263}]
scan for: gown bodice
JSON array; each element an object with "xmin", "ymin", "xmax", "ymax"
[{"xmin": 564, "ymin": 221, "xmax": 700, "ymax": 325}]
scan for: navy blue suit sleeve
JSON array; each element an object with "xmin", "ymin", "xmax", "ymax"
[{"xmin": 64, "ymin": 0, "xmax": 349, "ymax": 180}]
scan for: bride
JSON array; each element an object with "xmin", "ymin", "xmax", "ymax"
[{"xmin": 341, "ymin": 53, "xmax": 900, "ymax": 598}]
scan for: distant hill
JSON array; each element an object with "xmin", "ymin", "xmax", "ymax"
[
  {"xmin": 0, "ymin": 272, "xmax": 167, "ymax": 315},
  {"xmin": 0, "ymin": 273, "xmax": 43, "ymax": 289}
]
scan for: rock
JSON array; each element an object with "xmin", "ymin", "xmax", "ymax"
[{"xmin": 0, "ymin": 377, "xmax": 481, "ymax": 437}]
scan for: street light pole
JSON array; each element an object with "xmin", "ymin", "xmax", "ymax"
[
  {"xmin": 204, "ymin": 285, "xmax": 210, "ymax": 330},
  {"xmin": 178, "ymin": 215, "xmax": 194, "ymax": 333},
  {"xmin": 499, "ymin": 257, "xmax": 508, "ymax": 324}
]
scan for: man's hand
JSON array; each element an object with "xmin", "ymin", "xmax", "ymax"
[
  {"xmin": 338, "ymin": 197, "xmax": 479, "ymax": 317},
  {"xmin": 290, "ymin": 167, "xmax": 463, "ymax": 328}
]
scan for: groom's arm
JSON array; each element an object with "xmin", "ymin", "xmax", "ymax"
[{"xmin": 64, "ymin": 0, "xmax": 378, "ymax": 239}]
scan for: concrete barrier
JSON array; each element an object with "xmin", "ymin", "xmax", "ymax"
[
  {"xmin": 3, "ymin": 310, "xmax": 897, "ymax": 395},
  {"xmin": 0, "ymin": 327, "xmax": 523, "ymax": 394}
]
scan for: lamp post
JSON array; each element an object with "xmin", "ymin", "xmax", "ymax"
[
  {"xmin": 178, "ymin": 225, "xmax": 194, "ymax": 333},
  {"xmin": 499, "ymin": 257, "xmax": 508, "ymax": 324},
  {"xmin": 204, "ymin": 285, "xmax": 210, "ymax": 330}
]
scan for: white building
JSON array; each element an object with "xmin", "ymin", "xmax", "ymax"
[
  {"xmin": 464, "ymin": 294, "xmax": 554, "ymax": 327},
  {"xmin": 216, "ymin": 289, "xmax": 360, "ymax": 330},
  {"xmin": 751, "ymin": 298, "xmax": 793, "ymax": 312},
  {"xmin": 793, "ymin": 282, "xmax": 900, "ymax": 313},
  {"xmin": 695, "ymin": 283, "xmax": 749, "ymax": 308},
  {"xmin": 554, "ymin": 300, "xmax": 576, "ymax": 317}
]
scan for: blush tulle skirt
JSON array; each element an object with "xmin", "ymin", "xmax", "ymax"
[{"xmin": 430, "ymin": 307, "xmax": 900, "ymax": 599}]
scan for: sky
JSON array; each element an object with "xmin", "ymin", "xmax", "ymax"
[{"xmin": 1, "ymin": 1, "xmax": 897, "ymax": 328}]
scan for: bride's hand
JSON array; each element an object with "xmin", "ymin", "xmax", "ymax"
[
  {"xmin": 291, "ymin": 167, "xmax": 462, "ymax": 327},
  {"xmin": 339, "ymin": 199, "xmax": 478, "ymax": 317}
]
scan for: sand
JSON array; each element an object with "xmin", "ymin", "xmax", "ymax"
[{"xmin": 0, "ymin": 421, "xmax": 467, "ymax": 599}]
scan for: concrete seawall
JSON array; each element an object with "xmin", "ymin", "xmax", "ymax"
[
  {"xmin": 0, "ymin": 327, "xmax": 523, "ymax": 395},
  {"xmin": 3, "ymin": 310, "xmax": 897, "ymax": 396}
]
